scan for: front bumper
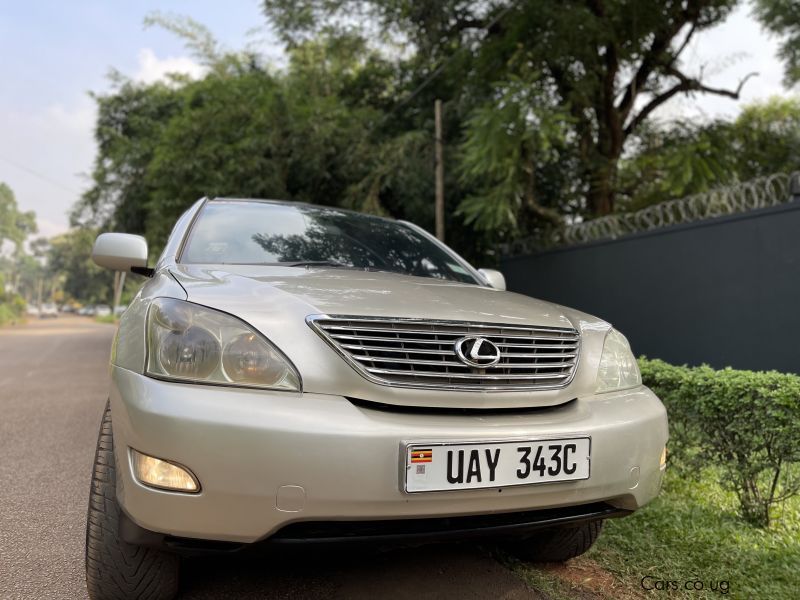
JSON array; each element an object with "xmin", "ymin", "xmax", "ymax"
[{"xmin": 110, "ymin": 366, "xmax": 668, "ymax": 544}]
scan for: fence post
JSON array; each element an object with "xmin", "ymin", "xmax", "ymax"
[
  {"xmin": 434, "ymin": 99, "xmax": 445, "ymax": 242},
  {"xmin": 791, "ymin": 173, "xmax": 800, "ymax": 203}
]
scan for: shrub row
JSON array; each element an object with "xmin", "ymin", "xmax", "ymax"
[{"xmin": 640, "ymin": 357, "xmax": 800, "ymax": 527}]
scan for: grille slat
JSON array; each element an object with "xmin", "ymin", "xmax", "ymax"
[
  {"xmin": 352, "ymin": 356, "xmax": 468, "ymax": 367},
  {"xmin": 497, "ymin": 342, "xmax": 578, "ymax": 349},
  {"xmin": 309, "ymin": 316, "xmax": 580, "ymax": 391},
  {"xmin": 333, "ymin": 335, "xmax": 458, "ymax": 345},
  {"xmin": 352, "ymin": 355, "xmax": 576, "ymax": 370},
  {"xmin": 341, "ymin": 344, "xmax": 457, "ymax": 355},
  {"xmin": 500, "ymin": 352, "xmax": 577, "ymax": 359},
  {"xmin": 367, "ymin": 368, "xmax": 571, "ymax": 381},
  {"xmin": 323, "ymin": 317, "xmax": 574, "ymax": 334},
  {"xmin": 324, "ymin": 325, "xmax": 578, "ymax": 341}
]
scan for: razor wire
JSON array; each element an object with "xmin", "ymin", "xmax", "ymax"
[{"xmin": 503, "ymin": 171, "xmax": 800, "ymax": 256}]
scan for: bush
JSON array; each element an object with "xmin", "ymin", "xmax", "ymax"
[
  {"xmin": 0, "ymin": 303, "xmax": 19, "ymax": 326},
  {"xmin": 640, "ymin": 358, "xmax": 800, "ymax": 527},
  {"xmin": 0, "ymin": 292, "xmax": 26, "ymax": 327},
  {"xmin": 9, "ymin": 294, "xmax": 26, "ymax": 315}
]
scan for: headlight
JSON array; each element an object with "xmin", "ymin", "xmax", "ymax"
[
  {"xmin": 146, "ymin": 298, "xmax": 301, "ymax": 391},
  {"xmin": 596, "ymin": 328, "xmax": 641, "ymax": 392}
]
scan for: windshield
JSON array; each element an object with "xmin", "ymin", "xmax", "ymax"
[{"xmin": 180, "ymin": 200, "xmax": 480, "ymax": 284}]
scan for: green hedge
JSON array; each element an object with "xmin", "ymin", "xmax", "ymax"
[{"xmin": 640, "ymin": 357, "xmax": 800, "ymax": 527}]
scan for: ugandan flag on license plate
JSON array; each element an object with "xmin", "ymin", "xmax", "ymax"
[{"xmin": 410, "ymin": 448, "xmax": 432, "ymax": 463}]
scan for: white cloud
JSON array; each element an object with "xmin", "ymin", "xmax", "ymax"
[
  {"xmin": 0, "ymin": 49, "xmax": 206, "ymax": 239},
  {"xmin": 133, "ymin": 48, "xmax": 206, "ymax": 84}
]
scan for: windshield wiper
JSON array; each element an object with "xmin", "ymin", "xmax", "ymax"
[
  {"xmin": 279, "ymin": 261, "xmax": 396, "ymax": 275},
  {"xmin": 280, "ymin": 261, "xmax": 352, "ymax": 268}
]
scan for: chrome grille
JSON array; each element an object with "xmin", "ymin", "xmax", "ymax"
[{"xmin": 308, "ymin": 316, "xmax": 580, "ymax": 391}]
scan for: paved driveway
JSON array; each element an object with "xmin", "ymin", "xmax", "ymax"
[{"xmin": 0, "ymin": 316, "xmax": 544, "ymax": 599}]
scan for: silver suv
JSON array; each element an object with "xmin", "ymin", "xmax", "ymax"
[{"xmin": 86, "ymin": 198, "xmax": 668, "ymax": 600}]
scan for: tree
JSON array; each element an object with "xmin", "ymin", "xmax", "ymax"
[
  {"xmin": 72, "ymin": 81, "xmax": 184, "ymax": 239},
  {"xmin": 726, "ymin": 96, "xmax": 800, "ymax": 179},
  {"xmin": 77, "ymin": 7, "xmax": 798, "ymax": 264},
  {"xmin": 11, "ymin": 253, "xmax": 45, "ymax": 304},
  {"xmin": 617, "ymin": 97, "xmax": 800, "ymax": 209},
  {"xmin": 263, "ymin": 0, "xmax": 760, "ymax": 218},
  {"xmin": 142, "ymin": 39, "xmax": 389, "ymax": 243},
  {"xmin": 755, "ymin": 0, "xmax": 800, "ymax": 86},
  {"xmin": 46, "ymin": 229, "xmax": 115, "ymax": 304},
  {"xmin": 0, "ymin": 182, "xmax": 37, "ymax": 252},
  {"xmin": 74, "ymin": 21, "xmax": 457, "ymax": 256},
  {"xmin": 0, "ymin": 183, "xmax": 39, "ymax": 309},
  {"xmin": 457, "ymin": 73, "xmax": 574, "ymax": 237}
]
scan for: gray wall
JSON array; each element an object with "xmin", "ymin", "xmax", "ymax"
[{"xmin": 501, "ymin": 202, "xmax": 800, "ymax": 374}]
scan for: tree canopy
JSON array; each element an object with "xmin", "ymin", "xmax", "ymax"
[
  {"xmin": 617, "ymin": 96, "xmax": 800, "ymax": 209},
  {"xmin": 73, "ymin": 5, "xmax": 799, "ymax": 264},
  {"xmin": 45, "ymin": 229, "xmax": 115, "ymax": 304},
  {"xmin": 755, "ymin": 0, "xmax": 800, "ymax": 86},
  {"xmin": 0, "ymin": 182, "xmax": 40, "ymax": 316},
  {"xmin": 0, "ymin": 182, "xmax": 37, "ymax": 253},
  {"xmin": 263, "ymin": 0, "xmax": 766, "ymax": 218}
]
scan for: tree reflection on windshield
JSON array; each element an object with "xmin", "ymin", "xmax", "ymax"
[
  {"xmin": 182, "ymin": 201, "xmax": 478, "ymax": 284},
  {"xmin": 252, "ymin": 211, "xmax": 387, "ymax": 267}
]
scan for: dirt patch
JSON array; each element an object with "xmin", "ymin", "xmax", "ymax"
[{"xmin": 539, "ymin": 557, "xmax": 641, "ymax": 599}]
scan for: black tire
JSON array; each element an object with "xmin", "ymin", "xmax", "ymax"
[
  {"xmin": 85, "ymin": 402, "xmax": 180, "ymax": 600},
  {"xmin": 503, "ymin": 520, "xmax": 603, "ymax": 563}
]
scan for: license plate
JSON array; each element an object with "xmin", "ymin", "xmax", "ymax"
[{"xmin": 404, "ymin": 438, "xmax": 591, "ymax": 493}]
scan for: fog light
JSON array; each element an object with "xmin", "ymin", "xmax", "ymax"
[
  {"xmin": 130, "ymin": 449, "xmax": 200, "ymax": 493},
  {"xmin": 660, "ymin": 446, "xmax": 668, "ymax": 469}
]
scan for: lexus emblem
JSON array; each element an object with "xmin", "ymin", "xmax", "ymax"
[{"xmin": 454, "ymin": 336, "xmax": 501, "ymax": 368}]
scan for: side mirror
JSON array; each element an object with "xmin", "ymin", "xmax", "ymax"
[
  {"xmin": 92, "ymin": 233, "xmax": 149, "ymax": 273},
  {"xmin": 478, "ymin": 268, "xmax": 506, "ymax": 291}
]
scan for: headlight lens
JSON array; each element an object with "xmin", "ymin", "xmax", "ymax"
[
  {"xmin": 146, "ymin": 298, "xmax": 300, "ymax": 391},
  {"xmin": 158, "ymin": 326, "xmax": 221, "ymax": 379},
  {"xmin": 596, "ymin": 328, "xmax": 641, "ymax": 392}
]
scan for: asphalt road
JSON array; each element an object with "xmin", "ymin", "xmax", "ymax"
[{"xmin": 0, "ymin": 316, "xmax": 545, "ymax": 600}]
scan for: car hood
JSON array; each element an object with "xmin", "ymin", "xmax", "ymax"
[
  {"xmin": 167, "ymin": 264, "xmax": 611, "ymax": 409},
  {"xmin": 170, "ymin": 264, "xmax": 578, "ymax": 327}
]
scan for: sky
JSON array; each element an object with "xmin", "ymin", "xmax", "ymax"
[{"xmin": 0, "ymin": 1, "xmax": 795, "ymax": 239}]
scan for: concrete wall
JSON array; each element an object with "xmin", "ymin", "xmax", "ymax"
[{"xmin": 501, "ymin": 202, "xmax": 800, "ymax": 373}]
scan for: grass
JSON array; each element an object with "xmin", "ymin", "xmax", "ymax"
[
  {"xmin": 94, "ymin": 314, "xmax": 118, "ymax": 324},
  {"xmin": 511, "ymin": 468, "xmax": 800, "ymax": 599}
]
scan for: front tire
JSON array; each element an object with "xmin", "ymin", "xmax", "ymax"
[
  {"xmin": 504, "ymin": 520, "xmax": 603, "ymax": 563},
  {"xmin": 85, "ymin": 402, "xmax": 179, "ymax": 600}
]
